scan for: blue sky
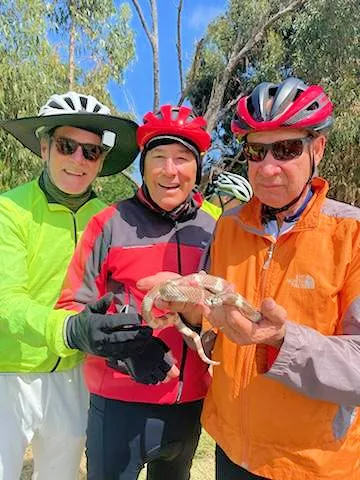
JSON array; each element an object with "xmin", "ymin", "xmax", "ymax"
[
  {"xmin": 106, "ymin": 1, "xmax": 224, "ymax": 182},
  {"xmin": 110, "ymin": 1, "xmax": 224, "ymax": 122}
]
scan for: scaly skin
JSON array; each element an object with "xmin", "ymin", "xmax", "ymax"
[{"xmin": 141, "ymin": 273, "xmax": 261, "ymax": 365}]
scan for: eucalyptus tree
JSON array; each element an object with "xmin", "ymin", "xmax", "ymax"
[
  {"xmin": 49, "ymin": 0, "xmax": 135, "ymax": 95},
  {"xmin": 186, "ymin": 0, "xmax": 359, "ymax": 204},
  {"xmin": 0, "ymin": 0, "xmax": 67, "ymax": 189}
]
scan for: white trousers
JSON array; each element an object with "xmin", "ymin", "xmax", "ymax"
[{"xmin": 0, "ymin": 365, "xmax": 89, "ymax": 480}]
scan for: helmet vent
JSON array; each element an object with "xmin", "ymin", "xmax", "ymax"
[
  {"xmin": 293, "ymin": 90, "xmax": 303, "ymax": 102},
  {"xmin": 308, "ymin": 101, "xmax": 319, "ymax": 111},
  {"xmin": 79, "ymin": 96, "xmax": 87, "ymax": 110},
  {"xmin": 171, "ymin": 109, "xmax": 179, "ymax": 120},
  {"xmin": 93, "ymin": 104, "xmax": 101, "ymax": 113},
  {"xmin": 49, "ymin": 101, "xmax": 62, "ymax": 109},
  {"xmin": 268, "ymin": 87, "xmax": 277, "ymax": 97},
  {"xmin": 247, "ymin": 97, "xmax": 256, "ymax": 117},
  {"xmin": 65, "ymin": 97, "xmax": 75, "ymax": 110}
]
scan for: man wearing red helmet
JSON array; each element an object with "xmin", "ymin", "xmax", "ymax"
[
  {"xmin": 54, "ymin": 105, "xmax": 216, "ymax": 479},
  {"xmin": 198, "ymin": 77, "xmax": 360, "ymax": 479}
]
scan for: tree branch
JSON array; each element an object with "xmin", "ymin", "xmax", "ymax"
[
  {"xmin": 130, "ymin": 0, "xmax": 153, "ymax": 44},
  {"xmin": 219, "ymin": 91, "xmax": 244, "ymax": 119},
  {"xmin": 204, "ymin": 0, "xmax": 306, "ymax": 131},
  {"xmin": 230, "ymin": 0, "xmax": 305, "ymax": 69},
  {"xmin": 131, "ymin": 0, "xmax": 160, "ymax": 110},
  {"xmin": 178, "ymin": 38, "xmax": 204, "ymax": 107}
]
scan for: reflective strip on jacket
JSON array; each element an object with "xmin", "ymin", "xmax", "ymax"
[
  {"xmin": 202, "ymin": 178, "xmax": 360, "ymax": 480},
  {"xmin": 0, "ymin": 179, "xmax": 106, "ymax": 372}
]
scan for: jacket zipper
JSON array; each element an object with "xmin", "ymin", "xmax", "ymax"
[
  {"xmin": 259, "ymin": 242, "xmax": 275, "ymax": 302},
  {"xmin": 174, "ymin": 221, "xmax": 188, "ymax": 403},
  {"xmin": 50, "ymin": 213, "xmax": 78, "ymax": 372},
  {"xmin": 242, "ymin": 237, "xmax": 276, "ymax": 468}
]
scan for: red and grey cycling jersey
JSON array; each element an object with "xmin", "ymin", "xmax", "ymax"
[{"xmin": 57, "ymin": 194, "xmax": 216, "ymax": 404}]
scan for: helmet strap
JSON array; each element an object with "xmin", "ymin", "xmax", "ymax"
[{"xmin": 217, "ymin": 193, "xmax": 225, "ymax": 212}]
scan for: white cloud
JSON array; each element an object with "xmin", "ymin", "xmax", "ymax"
[{"xmin": 188, "ymin": 5, "xmax": 223, "ymax": 31}]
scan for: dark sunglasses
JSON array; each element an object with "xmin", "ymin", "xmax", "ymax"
[
  {"xmin": 53, "ymin": 137, "xmax": 107, "ymax": 162},
  {"xmin": 243, "ymin": 137, "xmax": 313, "ymax": 163}
]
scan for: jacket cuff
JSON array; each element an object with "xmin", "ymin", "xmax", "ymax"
[
  {"xmin": 266, "ymin": 345, "xmax": 280, "ymax": 370},
  {"xmin": 46, "ymin": 309, "xmax": 80, "ymax": 357},
  {"xmin": 265, "ymin": 322, "xmax": 304, "ymax": 378}
]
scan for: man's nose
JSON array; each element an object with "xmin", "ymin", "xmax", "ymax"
[
  {"xmin": 71, "ymin": 145, "xmax": 87, "ymax": 162},
  {"xmin": 163, "ymin": 157, "xmax": 177, "ymax": 175},
  {"xmin": 258, "ymin": 151, "xmax": 281, "ymax": 176}
]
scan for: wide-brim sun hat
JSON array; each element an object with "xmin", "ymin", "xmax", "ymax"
[
  {"xmin": 0, "ymin": 92, "xmax": 139, "ymax": 176},
  {"xmin": 0, "ymin": 113, "xmax": 139, "ymax": 177}
]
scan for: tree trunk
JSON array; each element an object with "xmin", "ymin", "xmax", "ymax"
[
  {"xmin": 204, "ymin": 73, "xmax": 232, "ymax": 132},
  {"xmin": 150, "ymin": 0, "xmax": 160, "ymax": 111},
  {"xmin": 131, "ymin": 0, "xmax": 160, "ymax": 111},
  {"xmin": 152, "ymin": 42, "xmax": 160, "ymax": 111}
]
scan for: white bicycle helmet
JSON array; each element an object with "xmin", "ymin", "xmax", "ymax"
[
  {"xmin": 212, "ymin": 172, "xmax": 253, "ymax": 203},
  {"xmin": 38, "ymin": 91, "xmax": 111, "ymax": 118},
  {"xmin": 36, "ymin": 92, "xmax": 112, "ymax": 141}
]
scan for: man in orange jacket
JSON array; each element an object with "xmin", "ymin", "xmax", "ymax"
[
  {"xmin": 142, "ymin": 77, "xmax": 360, "ymax": 480},
  {"xmin": 200, "ymin": 77, "xmax": 360, "ymax": 480}
]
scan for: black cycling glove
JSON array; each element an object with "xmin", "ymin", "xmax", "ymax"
[
  {"xmin": 65, "ymin": 294, "xmax": 153, "ymax": 359},
  {"xmin": 108, "ymin": 337, "xmax": 174, "ymax": 385}
]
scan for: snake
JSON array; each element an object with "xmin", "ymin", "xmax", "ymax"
[{"xmin": 141, "ymin": 272, "xmax": 262, "ymax": 366}]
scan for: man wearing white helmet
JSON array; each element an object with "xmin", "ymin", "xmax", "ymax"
[
  {"xmin": 0, "ymin": 92, "xmax": 140, "ymax": 479},
  {"xmin": 204, "ymin": 170, "xmax": 253, "ymax": 215}
]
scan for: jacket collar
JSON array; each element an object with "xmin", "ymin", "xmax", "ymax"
[{"xmin": 238, "ymin": 177, "xmax": 329, "ymax": 233}]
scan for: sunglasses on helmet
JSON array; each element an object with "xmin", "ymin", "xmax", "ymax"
[
  {"xmin": 52, "ymin": 137, "xmax": 108, "ymax": 162},
  {"xmin": 243, "ymin": 137, "xmax": 313, "ymax": 163}
]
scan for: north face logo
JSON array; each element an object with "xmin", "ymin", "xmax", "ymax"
[{"xmin": 287, "ymin": 274, "xmax": 315, "ymax": 289}]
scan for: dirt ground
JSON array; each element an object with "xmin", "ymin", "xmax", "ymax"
[{"xmin": 21, "ymin": 446, "xmax": 86, "ymax": 480}]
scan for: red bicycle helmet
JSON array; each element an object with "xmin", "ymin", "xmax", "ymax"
[
  {"xmin": 137, "ymin": 105, "xmax": 211, "ymax": 152},
  {"xmin": 231, "ymin": 77, "xmax": 333, "ymax": 137}
]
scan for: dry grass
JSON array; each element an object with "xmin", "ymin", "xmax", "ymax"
[{"xmin": 21, "ymin": 430, "xmax": 215, "ymax": 480}]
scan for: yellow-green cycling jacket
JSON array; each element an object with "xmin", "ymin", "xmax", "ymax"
[{"xmin": 0, "ymin": 178, "xmax": 106, "ymax": 373}]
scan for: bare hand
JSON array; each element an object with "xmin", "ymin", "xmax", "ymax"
[{"xmin": 205, "ymin": 297, "xmax": 287, "ymax": 348}]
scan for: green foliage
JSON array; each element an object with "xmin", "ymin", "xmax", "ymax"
[
  {"xmin": 252, "ymin": 29, "xmax": 286, "ymax": 84},
  {"xmin": 289, "ymin": 0, "xmax": 360, "ymax": 205},
  {"xmin": 0, "ymin": 0, "xmax": 68, "ymax": 190},
  {"xmin": 94, "ymin": 170, "xmax": 138, "ymax": 204}
]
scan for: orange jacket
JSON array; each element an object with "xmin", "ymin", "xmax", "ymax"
[{"xmin": 202, "ymin": 178, "xmax": 360, "ymax": 479}]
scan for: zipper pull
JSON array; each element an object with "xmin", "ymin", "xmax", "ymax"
[
  {"xmin": 263, "ymin": 243, "xmax": 275, "ymax": 270},
  {"xmin": 176, "ymin": 380, "xmax": 184, "ymax": 402}
]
